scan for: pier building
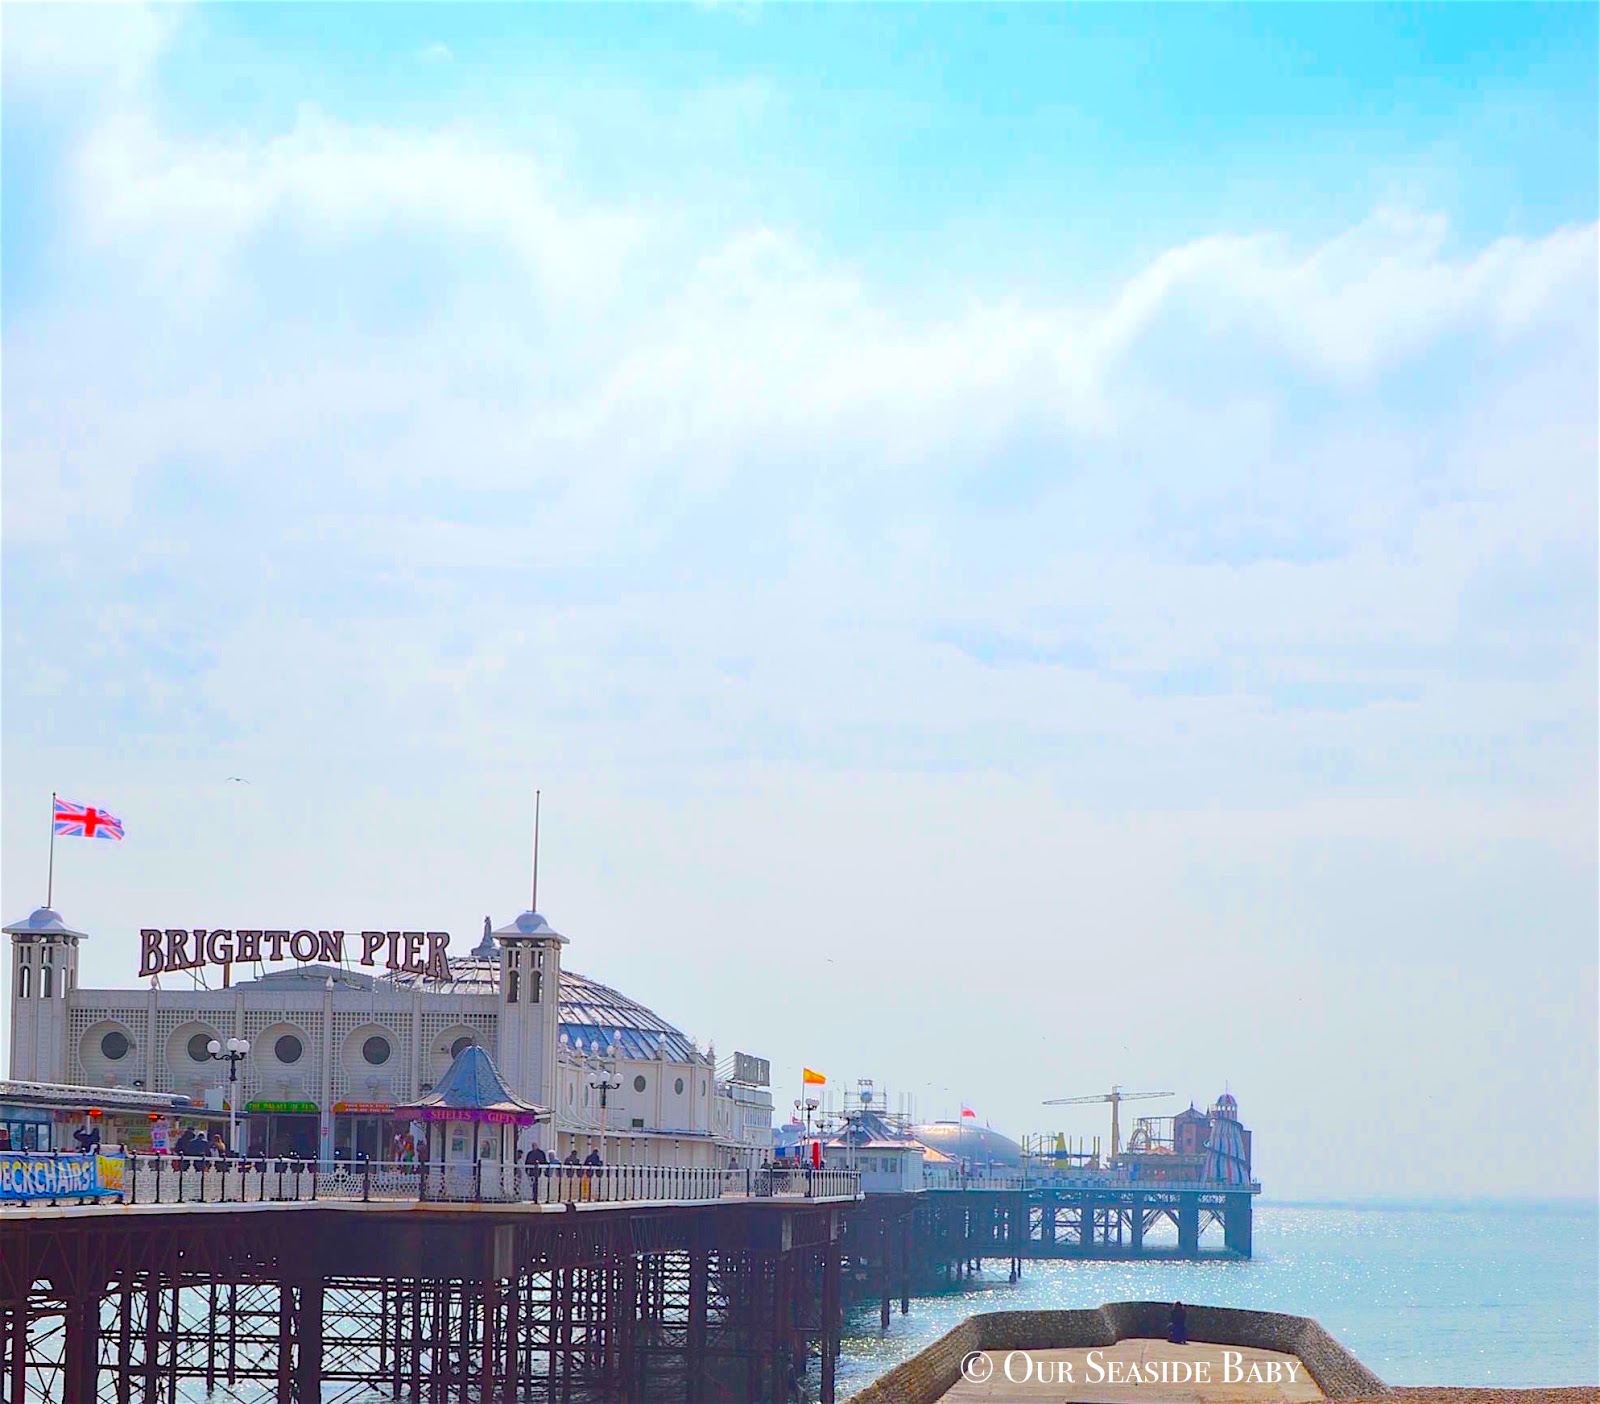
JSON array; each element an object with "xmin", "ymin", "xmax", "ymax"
[
  {"xmin": 4, "ymin": 904, "xmax": 774, "ymax": 1168},
  {"xmin": 911, "ymin": 1121, "xmax": 1024, "ymax": 1171}
]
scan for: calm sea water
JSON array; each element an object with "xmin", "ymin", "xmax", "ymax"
[{"xmin": 836, "ymin": 1200, "xmax": 1599, "ymax": 1395}]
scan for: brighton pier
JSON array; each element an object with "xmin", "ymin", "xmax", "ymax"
[{"xmin": 2, "ymin": 899, "xmax": 1260, "ymax": 1402}]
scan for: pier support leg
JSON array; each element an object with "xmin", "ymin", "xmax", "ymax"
[
  {"xmin": 63, "ymin": 1285, "xmax": 103, "ymax": 1404},
  {"xmin": 479, "ymin": 1278, "xmax": 497, "ymax": 1404},
  {"xmin": 275, "ymin": 1284, "xmax": 293, "ymax": 1404},
  {"xmin": 901, "ymin": 1213, "xmax": 911, "ymax": 1315},
  {"xmin": 686, "ymin": 1249, "xmax": 708, "ymax": 1403},
  {"xmin": 117, "ymin": 1279, "xmax": 133, "ymax": 1404},
  {"xmin": 878, "ymin": 1217, "xmax": 890, "ymax": 1330},
  {"xmin": 7, "ymin": 1299, "xmax": 28, "ymax": 1404},
  {"xmin": 820, "ymin": 1234, "xmax": 840, "ymax": 1404},
  {"xmin": 501, "ymin": 1274, "xmax": 519, "ymax": 1404},
  {"xmin": 617, "ymin": 1252, "xmax": 637, "ymax": 1402},
  {"xmin": 1178, "ymin": 1195, "xmax": 1200, "ymax": 1257},
  {"xmin": 1224, "ymin": 1194, "xmax": 1253, "ymax": 1257},
  {"xmin": 295, "ymin": 1275, "xmax": 323, "ymax": 1404},
  {"xmin": 1131, "ymin": 1198, "xmax": 1145, "ymax": 1254},
  {"xmin": 144, "ymin": 1280, "xmax": 162, "ymax": 1404},
  {"xmin": 770, "ymin": 1253, "xmax": 792, "ymax": 1404},
  {"xmin": 1079, "ymin": 1198, "xmax": 1094, "ymax": 1248}
]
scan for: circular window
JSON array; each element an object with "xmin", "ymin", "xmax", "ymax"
[
  {"xmin": 450, "ymin": 1035, "xmax": 474, "ymax": 1057},
  {"xmin": 187, "ymin": 1033, "xmax": 213, "ymax": 1062},
  {"xmin": 674, "ymin": 1077, "xmax": 685, "ymax": 1095},
  {"xmin": 101, "ymin": 1031, "xmax": 130, "ymax": 1061},
  {"xmin": 362, "ymin": 1035, "xmax": 391, "ymax": 1066},
  {"xmin": 274, "ymin": 1034, "xmax": 303, "ymax": 1064},
  {"xmin": 633, "ymin": 1075, "xmax": 647, "ymax": 1093}
]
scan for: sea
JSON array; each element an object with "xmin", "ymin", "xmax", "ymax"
[{"xmin": 835, "ymin": 1200, "xmax": 1599, "ymax": 1395}]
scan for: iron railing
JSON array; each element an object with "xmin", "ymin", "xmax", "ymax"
[
  {"xmin": 922, "ymin": 1168, "xmax": 1263, "ymax": 1193},
  {"xmin": 10, "ymin": 1154, "xmax": 861, "ymax": 1208}
]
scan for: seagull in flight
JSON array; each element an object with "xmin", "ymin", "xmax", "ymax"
[{"xmin": 225, "ymin": 777, "xmax": 252, "ymax": 784}]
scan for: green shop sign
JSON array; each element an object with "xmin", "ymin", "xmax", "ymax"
[{"xmin": 245, "ymin": 1101, "xmax": 318, "ymax": 1115}]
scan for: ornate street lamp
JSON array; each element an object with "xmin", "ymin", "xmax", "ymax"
[
  {"xmin": 206, "ymin": 1037, "xmax": 250, "ymax": 1154},
  {"xmin": 587, "ymin": 1039, "xmax": 622, "ymax": 1164}
]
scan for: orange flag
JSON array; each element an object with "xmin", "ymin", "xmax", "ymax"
[{"xmin": 802, "ymin": 1068, "xmax": 826, "ymax": 1086}]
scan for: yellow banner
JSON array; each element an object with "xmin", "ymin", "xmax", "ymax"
[{"xmin": 802, "ymin": 1068, "xmax": 826, "ymax": 1086}]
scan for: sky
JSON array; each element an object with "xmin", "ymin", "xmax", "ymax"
[{"xmin": 2, "ymin": 3, "xmax": 1595, "ymax": 1201}]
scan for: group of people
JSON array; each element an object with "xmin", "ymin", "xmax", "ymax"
[
  {"xmin": 173, "ymin": 1126, "xmax": 234, "ymax": 1166},
  {"xmin": 523, "ymin": 1143, "xmax": 603, "ymax": 1172}
]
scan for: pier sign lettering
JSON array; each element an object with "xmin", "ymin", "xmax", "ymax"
[
  {"xmin": 0, "ymin": 1152, "xmax": 110, "ymax": 1201},
  {"xmin": 138, "ymin": 928, "xmax": 453, "ymax": 980},
  {"xmin": 732, "ymin": 1052, "xmax": 771, "ymax": 1087}
]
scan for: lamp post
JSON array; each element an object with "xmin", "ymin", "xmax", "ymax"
[
  {"xmin": 794, "ymin": 1097, "xmax": 819, "ymax": 1157},
  {"xmin": 587, "ymin": 1042, "xmax": 622, "ymax": 1164},
  {"xmin": 206, "ymin": 1037, "xmax": 250, "ymax": 1154}
]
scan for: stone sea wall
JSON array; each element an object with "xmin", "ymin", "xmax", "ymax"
[{"xmin": 844, "ymin": 1301, "xmax": 1388, "ymax": 1403}]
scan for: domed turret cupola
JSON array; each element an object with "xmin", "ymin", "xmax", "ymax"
[
  {"xmin": 491, "ymin": 911, "xmax": 568, "ymax": 1116},
  {"xmin": 5, "ymin": 907, "xmax": 89, "ymax": 1082}
]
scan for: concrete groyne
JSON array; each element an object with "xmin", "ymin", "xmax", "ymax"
[{"xmin": 845, "ymin": 1301, "xmax": 1388, "ymax": 1403}]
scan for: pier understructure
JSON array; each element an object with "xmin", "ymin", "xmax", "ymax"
[
  {"xmin": 842, "ymin": 1181, "xmax": 1257, "ymax": 1310},
  {"xmin": 1, "ymin": 1198, "xmax": 853, "ymax": 1404}
]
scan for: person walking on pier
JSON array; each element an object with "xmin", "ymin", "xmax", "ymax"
[{"xmin": 524, "ymin": 1141, "xmax": 548, "ymax": 1200}]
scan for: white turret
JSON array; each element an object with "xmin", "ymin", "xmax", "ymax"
[
  {"xmin": 490, "ymin": 911, "xmax": 567, "ymax": 1116},
  {"xmin": 5, "ymin": 907, "xmax": 87, "ymax": 1082}
]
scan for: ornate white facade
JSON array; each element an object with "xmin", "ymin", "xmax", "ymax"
[{"xmin": 5, "ymin": 906, "xmax": 773, "ymax": 1168}]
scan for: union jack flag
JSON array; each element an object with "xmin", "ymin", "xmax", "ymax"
[{"xmin": 54, "ymin": 798, "xmax": 124, "ymax": 841}]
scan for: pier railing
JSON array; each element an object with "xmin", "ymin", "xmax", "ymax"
[
  {"xmin": 922, "ymin": 1168, "xmax": 1262, "ymax": 1193},
  {"xmin": 62, "ymin": 1155, "xmax": 860, "ymax": 1208}
]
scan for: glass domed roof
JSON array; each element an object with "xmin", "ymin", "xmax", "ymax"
[{"xmin": 384, "ymin": 915, "xmax": 701, "ymax": 1063}]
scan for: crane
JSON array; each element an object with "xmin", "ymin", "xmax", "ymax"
[{"xmin": 1042, "ymin": 1085, "xmax": 1174, "ymax": 1161}]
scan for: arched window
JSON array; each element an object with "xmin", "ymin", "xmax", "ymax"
[
  {"xmin": 507, "ymin": 969, "xmax": 520, "ymax": 1004},
  {"xmin": 529, "ymin": 971, "xmax": 542, "ymax": 1004},
  {"xmin": 17, "ymin": 964, "xmax": 29, "ymax": 999},
  {"xmin": 41, "ymin": 965, "xmax": 53, "ymax": 999}
]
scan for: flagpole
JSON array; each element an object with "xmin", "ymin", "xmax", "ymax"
[
  {"xmin": 531, "ymin": 789, "xmax": 541, "ymax": 912},
  {"xmin": 47, "ymin": 791, "xmax": 57, "ymax": 909}
]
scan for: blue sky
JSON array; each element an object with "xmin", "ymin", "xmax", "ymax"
[{"xmin": 2, "ymin": 3, "xmax": 1595, "ymax": 1199}]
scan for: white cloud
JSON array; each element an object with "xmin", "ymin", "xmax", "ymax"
[
  {"xmin": 76, "ymin": 108, "xmax": 649, "ymax": 311},
  {"xmin": 2, "ymin": 2, "xmax": 181, "ymax": 94}
]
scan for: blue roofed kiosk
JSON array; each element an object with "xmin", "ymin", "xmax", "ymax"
[{"xmin": 397, "ymin": 1044, "xmax": 548, "ymax": 1199}]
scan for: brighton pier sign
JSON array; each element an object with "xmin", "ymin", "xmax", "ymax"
[{"xmin": 139, "ymin": 928, "xmax": 454, "ymax": 981}]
